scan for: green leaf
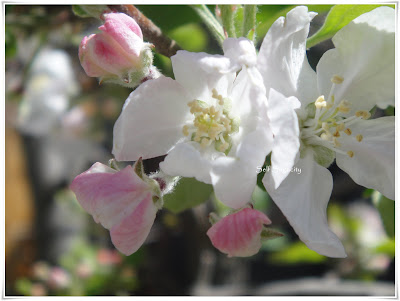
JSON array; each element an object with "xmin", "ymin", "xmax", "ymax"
[
  {"xmin": 169, "ymin": 23, "xmax": 208, "ymax": 52},
  {"xmin": 372, "ymin": 191, "xmax": 395, "ymax": 239},
  {"xmin": 255, "ymin": 5, "xmax": 333, "ymax": 44},
  {"xmin": 72, "ymin": 5, "xmax": 91, "ymax": 18},
  {"xmin": 252, "ymin": 185, "xmax": 270, "ymax": 211},
  {"xmin": 72, "ymin": 5, "xmax": 109, "ymax": 19},
  {"xmin": 136, "ymin": 5, "xmax": 201, "ymax": 33},
  {"xmin": 163, "ymin": 177, "xmax": 213, "ymax": 214},
  {"xmin": 307, "ymin": 4, "xmax": 393, "ymax": 48}
]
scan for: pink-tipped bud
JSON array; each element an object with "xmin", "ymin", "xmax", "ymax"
[
  {"xmin": 79, "ymin": 13, "xmax": 156, "ymax": 88},
  {"xmin": 207, "ymin": 208, "xmax": 272, "ymax": 257}
]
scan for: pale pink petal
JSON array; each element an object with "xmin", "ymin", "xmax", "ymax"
[
  {"xmin": 110, "ymin": 194, "xmax": 158, "ymax": 255},
  {"xmin": 99, "ymin": 13, "xmax": 143, "ymax": 57},
  {"xmin": 79, "ymin": 35, "xmax": 109, "ymax": 77},
  {"xmin": 207, "ymin": 208, "xmax": 271, "ymax": 257},
  {"xmin": 70, "ymin": 162, "xmax": 152, "ymax": 229}
]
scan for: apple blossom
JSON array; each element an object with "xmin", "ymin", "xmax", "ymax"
[
  {"xmin": 79, "ymin": 12, "xmax": 158, "ymax": 88},
  {"xmin": 255, "ymin": 6, "xmax": 394, "ymax": 257},
  {"xmin": 70, "ymin": 159, "xmax": 162, "ymax": 255},
  {"xmin": 112, "ymin": 48, "xmax": 273, "ymax": 209}
]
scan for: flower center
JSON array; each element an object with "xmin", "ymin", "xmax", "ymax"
[
  {"xmin": 182, "ymin": 89, "xmax": 240, "ymax": 154},
  {"xmin": 300, "ymin": 75, "xmax": 369, "ymax": 164}
]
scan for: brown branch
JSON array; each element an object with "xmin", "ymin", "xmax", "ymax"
[{"xmin": 108, "ymin": 5, "xmax": 181, "ymax": 58}]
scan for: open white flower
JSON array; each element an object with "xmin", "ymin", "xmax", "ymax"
[
  {"xmin": 113, "ymin": 48, "xmax": 273, "ymax": 209},
  {"xmin": 257, "ymin": 6, "xmax": 395, "ymax": 257}
]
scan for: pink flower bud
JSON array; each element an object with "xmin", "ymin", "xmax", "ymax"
[
  {"xmin": 207, "ymin": 208, "xmax": 271, "ymax": 257},
  {"xmin": 79, "ymin": 13, "xmax": 154, "ymax": 87},
  {"xmin": 70, "ymin": 161, "xmax": 159, "ymax": 255}
]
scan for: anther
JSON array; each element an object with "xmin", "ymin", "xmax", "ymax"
[
  {"xmin": 355, "ymin": 110, "xmax": 371, "ymax": 120},
  {"xmin": 347, "ymin": 151, "xmax": 354, "ymax": 158},
  {"xmin": 334, "ymin": 138, "xmax": 341, "ymax": 147},
  {"xmin": 315, "ymin": 96, "xmax": 327, "ymax": 109},
  {"xmin": 320, "ymin": 133, "xmax": 331, "ymax": 141},
  {"xmin": 331, "ymin": 75, "xmax": 344, "ymax": 84},
  {"xmin": 338, "ymin": 100, "xmax": 351, "ymax": 113},
  {"xmin": 333, "ymin": 130, "xmax": 340, "ymax": 137},
  {"xmin": 356, "ymin": 134, "xmax": 363, "ymax": 142},
  {"xmin": 182, "ymin": 125, "xmax": 190, "ymax": 136},
  {"xmin": 336, "ymin": 124, "xmax": 345, "ymax": 132},
  {"xmin": 200, "ymin": 137, "xmax": 211, "ymax": 148},
  {"xmin": 344, "ymin": 128, "xmax": 352, "ymax": 136}
]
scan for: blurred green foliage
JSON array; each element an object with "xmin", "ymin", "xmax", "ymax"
[{"xmin": 372, "ymin": 191, "xmax": 395, "ymax": 239}]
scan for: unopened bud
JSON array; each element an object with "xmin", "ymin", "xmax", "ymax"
[
  {"xmin": 79, "ymin": 13, "xmax": 157, "ymax": 88},
  {"xmin": 207, "ymin": 208, "xmax": 272, "ymax": 257}
]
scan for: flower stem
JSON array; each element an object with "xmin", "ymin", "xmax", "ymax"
[
  {"xmin": 220, "ymin": 5, "xmax": 236, "ymax": 38},
  {"xmin": 243, "ymin": 5, "xmax": 257, "ymax": 41},
  {"xmin": 107, "ymin": 5, "xmax": 181, "ymax": 58},
  {"xmin": 190, "ymin": 4, "xmax": 225, "ymax": 47}
]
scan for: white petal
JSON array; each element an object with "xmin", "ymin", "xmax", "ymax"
[
  {"xmin": 230, "ymin": 66, "xmax": 268, "ymax": 123},
  {"xmin": 317, "ymin": 7, "xmax": 395, "ymax": 114},
  {"xmin": 223, "ymin": 37, "xmax": 257, "ymax": 67},
  {"xmin": 262, "ymin": 150, "xmax": 347, "ymax": 258},
  {"xmin": 160, "ymin": 142, "xmax": 215, "ymax": 184},
  {"xmin": 336, "ymin": 116, "xmax": 395, "ymax": 200},
  {"xmin": 267, "ymin": 88, "xmax": 300, "ymax": 188},
  {"xmin": 211, "ymin": 124, "xmax": 273, "ymax": 209},
  {"xmin": 171, "ymin": 50, "xmax": 236, "ymax": 102},
  {"xmin": 112, "ymin": 76, "xmax": 191, "ymax": 161},
  {"xmin": 257, "ymin": 6, "xmax": 318, "ymax": 105}
]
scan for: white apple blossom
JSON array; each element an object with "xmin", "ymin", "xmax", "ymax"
[
  {"xmin": 112, "ymin": 48, "xmax": 273, "ymax": 209},
  {"xmin": 255, "ymin": 6, "xmax": 394, "ymax": 257}
]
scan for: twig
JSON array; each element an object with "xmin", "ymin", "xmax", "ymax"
[{"xmin": 107, "ymin": 5, "xmax": 181, "ymax": 58}]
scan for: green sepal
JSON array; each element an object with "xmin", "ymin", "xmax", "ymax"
[
  {"xmin": 208, "ymin": 212, "xmax": 221, "ymax": 225},
  {"xmin": 261, "ymin": 226, "xmax": 284, "ymax": 241},
  {"xmin": 133, "ymin": 158, "xmax": 163, "ymax": 208},
  {"xmin": 220, "ymin": 5, "xmax": 237, "ymax": 38}
]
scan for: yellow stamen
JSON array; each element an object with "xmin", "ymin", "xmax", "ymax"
[
  {"xmin": 347, "ymin": 151, "xmax": 354, "ymax": 158},
  {"xmin": 356, "ymin": 134, "xmax": 363, "ymax": 142},
  {"xmin": 344, "ymin": 128, "xmax": 352, "ymax": 136}
]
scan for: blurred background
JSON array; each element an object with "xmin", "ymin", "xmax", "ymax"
[{"xmin": 5, "ymin": 4, "xmax": 395, "ymax": 296}]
